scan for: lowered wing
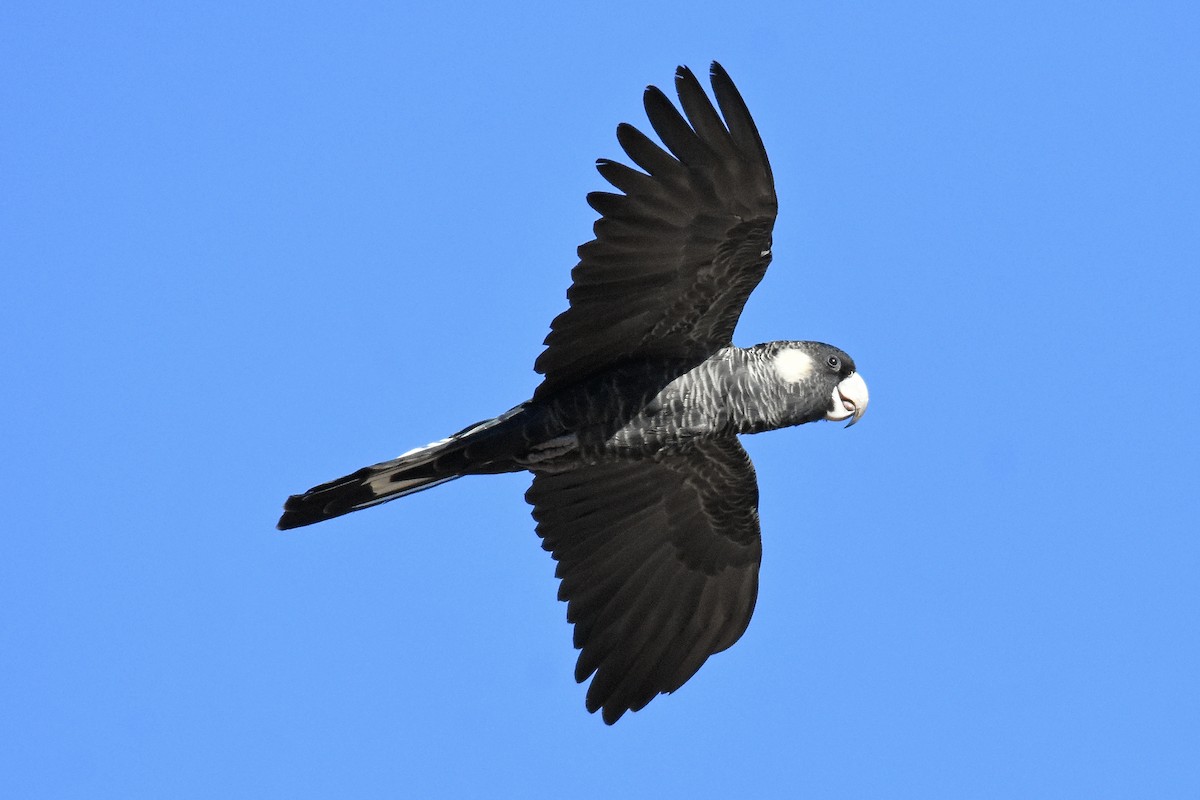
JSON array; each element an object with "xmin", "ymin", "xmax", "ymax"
[{"xmin": 526, "ymin": 438, "xmax": 763, "ymax": 723}]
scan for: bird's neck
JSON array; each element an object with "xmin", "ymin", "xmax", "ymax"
[{"xmin": 723, "ymin": 347, "xmax": 816, "ymax": 435}]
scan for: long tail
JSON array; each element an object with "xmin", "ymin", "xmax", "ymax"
[{"xmin": 277, "ymin": 407, "xmax": 526, "ymax": 530}]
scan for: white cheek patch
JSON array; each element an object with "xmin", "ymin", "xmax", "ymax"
[{"xmin": 772, "ymin": 348, "xmax": 814, "ymax": 383}]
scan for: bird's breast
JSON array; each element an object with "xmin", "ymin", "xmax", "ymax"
[{"xmin": 530, "ymin": 351, "xmax": 749, "ymax": 465}]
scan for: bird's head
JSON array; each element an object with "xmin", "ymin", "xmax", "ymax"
[{"xmin": 765, "ymin": 341, "xmax": 869, "ymax": 427}]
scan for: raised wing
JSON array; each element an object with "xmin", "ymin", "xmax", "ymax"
[
  {"xmin": 533, "ymin": 63, "xmax": 778, "ymax": 399},
  {"xmin": 526, "ymin": 438, "xmax": 763, "ymax": 724}
]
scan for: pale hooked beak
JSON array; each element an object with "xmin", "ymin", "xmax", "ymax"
[{"xmin": 825, "ymin": 372, "xmax": 869, "ymax": 427}]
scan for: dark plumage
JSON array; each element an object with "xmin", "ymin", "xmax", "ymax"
[{"xmin": 278, "ymin": 63, "xmax": 869, "ymax": 724}]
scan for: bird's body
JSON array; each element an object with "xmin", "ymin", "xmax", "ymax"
[
  {"xmin": 279, "ymin": 63, "xmax": 869, "ymax": 723},
  {"xmin": 280, "ymin": 341, "xmax": 860, "ymax": 522}
]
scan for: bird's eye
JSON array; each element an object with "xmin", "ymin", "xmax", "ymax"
[{"xmin": 826, "ymin": 355, "xmax": 841, "ymax": 370}]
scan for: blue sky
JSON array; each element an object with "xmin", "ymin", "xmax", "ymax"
[{"xmin": 3, "ymin": 2, "xmax": 1198, "ymax": 797}]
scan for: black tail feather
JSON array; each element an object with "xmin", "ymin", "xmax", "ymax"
[
  {"xmin": 277, "ymin": 404, "xmax": 530, "ymax": 530},
  {"xmin": 277, "ymin": 467, "xmax": 459, "ymax": 530}
]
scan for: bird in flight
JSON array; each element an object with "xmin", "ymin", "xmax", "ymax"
[{"xmin": 278, "ymin": 62, "xmax": 869, "ymax": 724}]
